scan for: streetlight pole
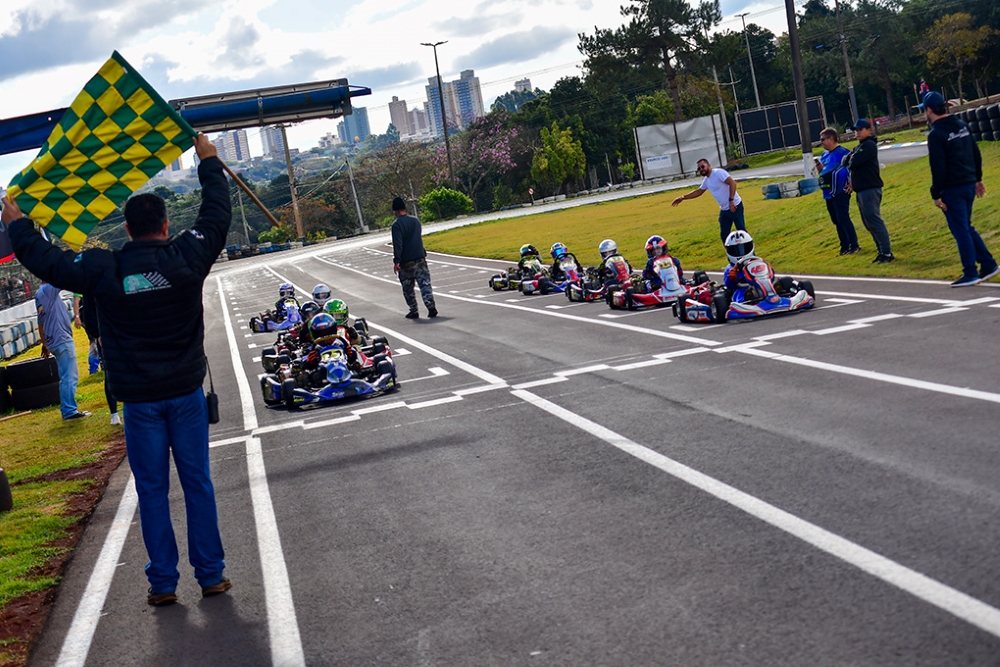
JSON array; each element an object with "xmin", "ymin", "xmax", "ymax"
[
  {"xmin": 834, "ymin": 0, "xmax": 859, "ymax": 123},
  {"xmin": 736, "ymin": 12, "xmax": 762, "ymax": 109},
  {"xmin": 421, "ymin": 41, "xmax": 454, "ymax": 184}
]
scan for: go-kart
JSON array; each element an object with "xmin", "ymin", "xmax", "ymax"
[
  {"xmin": 566, "ymin": 267, "xmax": 609, "ymax": 302},
  {"xmin": 260, "ymin": 317, "xmax": 389, "ymax": 373},
  {"xmin": 674, "ymin": 258, "xmax": 814, "ymax": 323},
  {"xmin": 260, "ymin": 345, "xmax": 398, "ymax": 409},
  {"xmin": 489, "ymin": 257, "xmax": 555, "ymax": 295},
  {"xmin": 607, "ymin": 271, "xmax": 710, "ymax": 310},
  {"xmin": 249, "ymin": 298, "xmax": 302, "ymax": 333}
]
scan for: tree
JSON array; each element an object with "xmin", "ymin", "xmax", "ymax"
[
  {"xmin": 418, "ymin": 186, "xmax": 473, "ymax": 221},
  {"xmin": 921, "ymin": 12, "xmax": 996, "ymax": 102},
  {"xmin": 492, "ymin": 88, "xmax": 544, "ymax": 113},
  {"xmin": 531, "ymin": 122, "xmax": 586, "ymax": 196},
  {"xmin": 579, "ymin": 0, "xmax": 721, "ymax": 121}
]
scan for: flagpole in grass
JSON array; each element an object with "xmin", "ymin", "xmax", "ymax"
[{"xmin": 218, "ymin": 161, "xmax": 281, "ymax": 228}]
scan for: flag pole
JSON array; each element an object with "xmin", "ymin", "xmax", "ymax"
[{"xmin": 219, "ymin": 161, "xmax": 281, "ymax": 227}]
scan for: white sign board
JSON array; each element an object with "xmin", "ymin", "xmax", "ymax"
[{"xmin": 633, "ymin": 115, "xmax": 726, "ymax": 180}]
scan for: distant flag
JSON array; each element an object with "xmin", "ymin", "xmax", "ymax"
[{"xmin": 7, "ymin": 51, "xmax": 197, "ymax": 250}]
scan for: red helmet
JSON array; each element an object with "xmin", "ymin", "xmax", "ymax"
[{"xmin": 645, "ymin": 235, "xmax": 668, "ymax": 258}]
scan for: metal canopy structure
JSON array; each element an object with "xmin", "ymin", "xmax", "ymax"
[{"xmin": 0, "ymin": 78, "xmax": 372, "ymax": 156}]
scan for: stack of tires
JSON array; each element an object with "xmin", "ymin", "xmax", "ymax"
[
  {"xmin": 762, "ymin": 177, "xmax": 821, "ymax": 199},
  {"xmin": 3, "ymin": 357, "xmax": 61, "ymax": 411},
  {"xmin": 961, "ymin": 103, "xmax": 1000, "ymax": 142}
]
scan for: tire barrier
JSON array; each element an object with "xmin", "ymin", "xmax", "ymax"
[
  {"xmin": 0, "ymin": 366, "xmax": 11, "ymax": 413},
  {"xmin": 0, "ymin": 468, "xmax": 13, "ymax": 512},
  {"xmin": 761, "ymin": 178, "xmax": 821, "ymax": 199},
  {"xmin": 962, "ymin": 104, "xmax": 1000, "ymax": 142},
  {"xmin": 11, "ymin": 381, "xmax": 61, "ymax": 411},
  {"xmin": 5, "ymin": 356, "xmax": 59, "ymax": 390},
  {"xmin": 0, "ymin": 318, "xmax": 40, "ymax": 360}
]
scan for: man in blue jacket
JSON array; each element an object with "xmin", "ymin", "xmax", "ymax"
[
  {"xmin": 816, "ymin": 128, "xmax": 860, "ymax": 256},
  {"xmin": 845, "ymin": 119, "xmax": 894, "ymax": 263},
  {"xmin": 2, "ymin": 134, "xmax": 232, "ymax": 605},
  {"xmin": 922, "ymin": 91, "xmax": 998, "ymax": 287}
]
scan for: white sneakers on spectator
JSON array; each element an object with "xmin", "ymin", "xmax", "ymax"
[{"xmin": 110, "ymin": 413, "xmax": 121, "ymax": 425}]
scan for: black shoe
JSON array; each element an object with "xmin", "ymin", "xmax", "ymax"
[
  {"xmin": 979, "ymin": 264, "xmax": 999, "ymax": 281},
  {"xmin": 64, "ymin": 411, "xmax": 91, "ymax": 420},
  {"xmin": 147, "ymin": 589, "xmax": 178, "ymax": 606},
  {"xmin": 427, "ymin": 308, "xmax": 438, "ymax": 318},
  {"xmin": 873, "ymin": 254, "xmax": 895, "ymax": 264},
  {"xmin": 951, "ymin": 274, "xmax": 981, "ymax": 287},
  {"xmin": 201, "ymin": 577, "xmax": 232, "ymax": 598},
  {"xmin": 844, "ymin": 246, "xmax": 860, "ymax": 255},
  {"xmin": 405, "ymin": 311, "xmax": 420, "ymax": 319}
]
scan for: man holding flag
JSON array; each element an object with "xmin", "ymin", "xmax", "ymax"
[{"xmin": 2, "ymin": 51, "xmax": 234, "ymax": 604}]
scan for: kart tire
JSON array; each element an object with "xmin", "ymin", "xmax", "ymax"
[
  {"xmin": 5, "ymin": 356, "xmax": 59, "ymax": 390},
  {"xmin": 354, "ymin": 318, "xmax": 369, "ymax": 336},
  {"xmin": 281, "ymin": 379, "xmax": 297, "ymax": 409},
  {"xmin": 676, "ymin": 296, "xmax": 689, "ymax": 322},
  {"xmin": 693, "ymin": 270, "xmax": 709, "ymax": 286},
  {"xmin": 989, "ymin": 104, "xmax": 1000, "ymax": 120},
  {"xmin": 261, "ymin": 376, "xmax": 281, "ymax": 406},
  {"xmin": 711, "ymin": 294, "xmax": 729, "ymax": 323},
  {"xmin": 777, "ymin": 276, "xmax": 796, "ymax": 294},
  {"xmin": 261, "ymin": 347, "xmax": 276, "ymax": 358},
  {"xmin": 977, "ymin": 107, "xmax": 990, "ymax": 121},
  {"xmin": 539, "ymin": 278, "xmax": 551, "ymax": 295},
  {"xmin": 11, "ymin": 381, "xmax": 61, "ymax": 411},
  {"xmin": 371, "ymin": 336, "xmax": 388, "ymax": 346},
  {"xmin": 371, "ymin": 341, "xmax": 387, "ymax": 356},
  {"xmin": 799, "ymin": 280, "xmax": 816, "ymax": 299},
  {"xmin": 377, "ymin": 359, "xmax": 396, "ymax": 381},
  {"xmin": 277, "ymin": 353, "xmax": 291, "ymax": 367},
  {"xmin": 625, "ymin": 288, "xmax": 637, "ymax": 311}
]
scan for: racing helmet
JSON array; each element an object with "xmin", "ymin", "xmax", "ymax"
[
  {"xmin": 324, "ymin": 357, "xmax": 352, "ymax": 384},
  {"xmin": 278, "ymin": 282, "xmax": 295, "ymax": 299},
  {"xmin": 300, "ymin": 301, "xmax": 321, "ymax": 320},
  {"xmin": 724, "ymin": 230, "xmax": 755, "ymax": 264},
  {"xmin": 519, "ymin": 244, "xmax": 539, "ymax": 258},
  {"xmin": 324, "ymin": 299, "xmax": 350, "ymax": 326},
  {"xmin": 645, "ymin": 235, "xmax": 668, "ymax": 259},
  {"xmin": 550, "ymin": 242, "xmax": 568, "ymax": 260},
  {"xmin": 312, "ymin": 284, "xmax": 332, "ymax": 306},
  {"xmin": 308, "ymin": 312, "xmax": 337, "ymax": 342},
  {"xmin": 598, "ymin": 239, "xmax": 618, "ymax": 259}
]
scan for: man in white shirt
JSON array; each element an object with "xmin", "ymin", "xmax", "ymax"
[{"xmin": 672, "ymin": 159, "xmax": 746, "ymax": 242}]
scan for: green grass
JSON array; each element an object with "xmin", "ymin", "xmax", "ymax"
[
  {"xmin": 0, "ymin": 326, "xmax": 122, "ymax": 609},
  {"xmin": 425, "ymin": 142, "xmax": 1000, "ymax": 282}
]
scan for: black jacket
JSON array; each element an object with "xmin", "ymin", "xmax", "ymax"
[
  {"xmin": 846, "ymin": 136, "xmax": 883, "ymax": 192},
  {"xmin": 390, "ymin": 214, "xmax": 426, "ymax": 265},
  {"xmin": 927, "ymin": 115, "xmax": 982, "ymax": 200},
  {"xmin": 10, "ymin": 157, "xmax": 232, "ymax": 402}
]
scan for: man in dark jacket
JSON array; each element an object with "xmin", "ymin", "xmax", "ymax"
[
  {"xmin": 845, "ymin": 119, "xmax": 894, "ymax": 263},
  {"xmin": 391, "ymin": 196, "xmax": 437, "ymax": 319},
  {"xmin": 2, "ymin": 134, "xmax": 232, "ymax": 605},
  {"xmin": 922, "ymin": 91, "xmax": 998, "ymax": 287}
]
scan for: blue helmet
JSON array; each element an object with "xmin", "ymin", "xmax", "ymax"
[
  {"xmin": 308, "ymin": 312, "xmax": 337, "ymax": 342},
  {"xmin": 278, "ymin": 282, "xmax": 295, "ymax": 299}
]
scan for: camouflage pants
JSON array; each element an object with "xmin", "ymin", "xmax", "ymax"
[{"xmin": 398, "ymin": 258, "xmax": 436, "ymax": 314}]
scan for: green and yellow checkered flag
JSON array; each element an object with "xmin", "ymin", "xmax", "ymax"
[{"xmin": 7, "ymin": 51, "xmax": 196, "ymax": 250}]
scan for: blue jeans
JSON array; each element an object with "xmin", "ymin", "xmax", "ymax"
[
  {"xmin": 825, "ymin": 195, "xmax": 859, "ymax": 252},
  {"xmin": 941, "ymin": 183, "xmax": 996, "ymax": 278},
  {"xmin": 718, "ymin": 202, "xmax": 747, "ymax": 241},
  {"xmin": 123, "ymin": 387, "xmax": 225, "ymax": 592},
  {"xmin": 50, "ymin": 341, "xmax": 79, "ymax": 418},
  {"xmin": 855, "ymin": 188, "xmax": 892, "ymax": 256}
]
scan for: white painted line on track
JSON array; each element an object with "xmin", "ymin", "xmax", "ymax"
[
  {"xmin": 956, "ymin": 296, "xmax": 1000, "ymax": 306},
  {"xmin": 54, "ymin": 478, "xmax": 137, "ymax": 667},
  {"xmin": 246, "ymin": 436, "xmax": 306, "ymax": 667},
  {"xmin": 511, "ymin": 389, "xmax": 1000, "ymax": 640},
  {"xmin": 754, "ymin": 330, "xmax": 809, "ymax": 341},
  {"xmin": 353, "ymin": 401, "xmax": 408, "ymax": 415},
  {"xmin": 404, "ymin": 367, "xmax": 450, "ymax": 383},
  {"xmin": 254, "ymin": 421, "xmax": 304, "ymax": 435},
  {"xmin": 512, "ymin": 377, "xmax": 568, "ymax": 390},
  {"xmin": 557, "ymin": 364, "xmax": 611, "ymax": 376},
  {"xmin": 818, "ymin": 290, "xmax": 958, "ymax": 305},
  {"xmin": 810, "ymin": 323, "xmax": 871, "ymax": 336},
  {"xmin": 218, "ymin": 276, "xmax": 259, "ymax": 432},
  {"xmin": 907, "ymin": 307, "xmax": 968, "ymax": 318},
  {"xmin": 613, "ymin": 358, "xmax": 671, "ymax": 371},
  {"xmin": 653, "ymin": 348, "xmax": 711, "ymax": 360},
  {"xmin": 453, "ymin": 384, "xmax": 508, "ymax": 396},
  {"xmin": 303, "ymin": 415, "xmax": 362, "ymax": 429},
  {"xmin": 210, "ymin": 435, "xmax": 252, "ymax": 448},
  {"xmin": 850, "ymin": 314, "xmax": 904, "ymax": 324},
  {"xmin": 407, "ymin": 396, "xmax": 464, "ymax": 409}
]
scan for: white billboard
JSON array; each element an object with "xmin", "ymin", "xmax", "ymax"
[{"xmin": 633, "ymin": 114, "xmax": 727, "ymax": 180}]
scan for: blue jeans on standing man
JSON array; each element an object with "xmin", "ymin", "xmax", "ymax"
[
  {"xmin": 50, "ymin": 340, "xmax": 79, "ymax": 418},
  {"xmin": 941, "ymin": 183, "xmax": 997, "ymax": 279},
  {"xmin": 123, "ymin": 387, "xmax": 226, "ymax": 594},
  {"xmin": 718, "ymin": 201, "xmax": 747, "ymax": 242},
  {"xmin": 855, "ymin": 188, "xmax": 892, "ymax": 257}
]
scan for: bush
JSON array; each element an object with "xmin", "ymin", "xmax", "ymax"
[
  {"xmin": 418, "ymin": 187, "xmax": 473, "ymax": 222},
  {"xmin": 257, "ymin": 225, "xmax": 295, "ymax": 244}
]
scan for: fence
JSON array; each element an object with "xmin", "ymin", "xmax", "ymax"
[{"xmin": 736, "ymin": 97, "xmax": 827, "ymax": 156}]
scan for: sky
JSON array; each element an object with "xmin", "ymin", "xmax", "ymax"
[{"xmin": 0, "ymin": 0, "xmax": 793, "ymax": 185}]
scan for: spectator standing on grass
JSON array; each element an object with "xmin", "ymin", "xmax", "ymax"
[
  {"xmin": 921, "ymin": 91, "xmax": 999, "ymax": 287},
  {"xmin": 815, "ymin": 128, "xmax": 860, "ymax": 256},
  {"xmin": 4, "ymin": 134, "xmax": 232, "ymax": 606},
  {"xmin": 845, "ymin": 119, "xmax": 894, "ymax": 263},
  {"xmin": 391, "ymin": 196, "xmax": 437, "ymax": 319},
  {"xmin": 671, "ymin": 158, "xmax": 746, "ymax": 242},
  {"xmin": 35, "ymin": 281, "xmax": 88, "ymax": 420}
]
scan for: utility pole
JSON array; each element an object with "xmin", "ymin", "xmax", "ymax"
[
  {"xmin": 834, "ymin": 0, "xmax": 859, "ymax": 123},
  {"xmin": 279, "ymin": 124, "xmax": 304, "ymax": 240},
  {"xmin": 737, "ymin": 12, "xmax": 762, "ymax": 108},
  {"xmin": 785, "ymin": 0, "xmax": 815, "ymax": 178},
  {"xmin": 421, "ymin": 41, "xmax": 454, "ymax": 184},
  {"xmin": 712, "ymin": 65, "xmax": 733, "ymax": 148},
  {"xmin": 236, "ymin": 185, "xmax": 250, "ymax": 244},
  {"xmin": 345, "ymin": 157, "xmax": 367, "ymax": 234}
]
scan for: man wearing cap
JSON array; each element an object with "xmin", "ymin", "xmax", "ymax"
[
  {"xmin": 845, "ymin": 119, "xmax": 894, "ymax": 263},
  {"xmin": 922, "ymin": 91, "xmax": 998, "ymax": 287},
  {"xmin": 391, "ymin": 196, "xmax": 437, "ymax": 319}
]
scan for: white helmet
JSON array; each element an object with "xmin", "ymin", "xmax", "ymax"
[
  {"xmin": 724, "ymin": 230, "xmax": 755, "ymax": 264},
  {"xmin": 312, "ymin": 284, "xmax": 331, "ymax": 306},
  {"xmin": 598, "ymin": 239, "xmax": 617, "ymax": 259}
]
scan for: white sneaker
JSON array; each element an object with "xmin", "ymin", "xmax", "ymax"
[{"xmin": 110, "ymin": 413, "xmax": 121, "ymax": 425}]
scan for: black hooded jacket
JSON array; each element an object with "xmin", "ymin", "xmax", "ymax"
[
  {"xmin": 927, "ymin": 114, "xmax": 983, "ymax": 200},
  {"xmin": 845, "ymin": 135, "xmax": 883, "ymax": 192},
  {"xmin": 10, "ymin": 157, "xmax": 231, "ymax": 402}
]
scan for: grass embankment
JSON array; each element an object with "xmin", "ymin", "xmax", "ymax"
[
  {"xmin": 0, "ymin": 325, "xmax": 124, "ymax": 666},
  {"xmin": 425, "ymin": 142, "xmax": 1000, "ymax": 282}
]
